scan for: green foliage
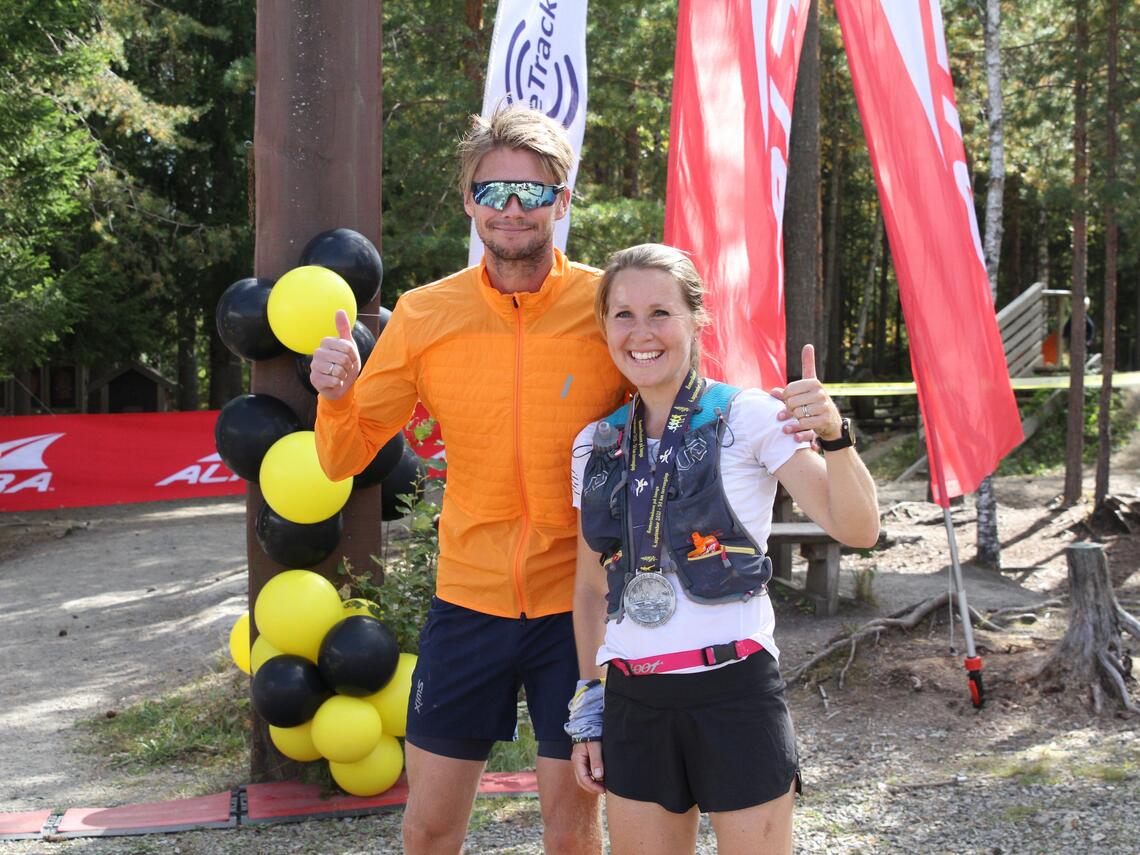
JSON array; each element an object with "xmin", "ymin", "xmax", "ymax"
[
  {"xmin": 568, "ymin": 198, "xmax": 665, "ymax": 268},
  {"xmin": 338, "ymin": 476, "xmax": 442, "ymax": 654},
  {"xmin": 998, "ymin": 389, "xmax": 1138, "ymax": 475}
]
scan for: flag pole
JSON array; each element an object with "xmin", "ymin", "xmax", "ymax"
[{"xmin": 923, "ymin": 408, "xmax": 985, "ymax": 709}]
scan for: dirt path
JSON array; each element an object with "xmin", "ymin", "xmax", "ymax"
[{"xmin": 0, "ymin": 498, "xmax": 248, "ymax": 811}]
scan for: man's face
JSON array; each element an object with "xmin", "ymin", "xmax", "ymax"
[{"xmin": 463, "ymin": 147, "xmax": 569, "ymax": 264}]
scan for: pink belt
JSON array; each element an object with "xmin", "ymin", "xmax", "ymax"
[{"xmin": 610, "ymin": 639, "xmax": 764, "ymax": 677}]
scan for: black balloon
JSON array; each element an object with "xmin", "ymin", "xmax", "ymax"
[
  {"xmin": 295, "ymin": 319, "xmax": 378, "ymax": 396},
  {"xmin": 251, "ymin": 654, "xmax": 331, "ymax": 727},
  {"xmin": 256, "ymin": 503, "xmax": 343, "ymax": 567},
  {"xmin": 353, "ymin": 432, "xmax": 406, "ymax": 490},
  {"xmin": 216, "ymin": 277, "xmax": 284, "ymax": 361},
  {"xmin": 318, "ymin": 616, "xmax": 399, "ymax": 696},
  {"xmin": 381, "ymin": 446, "xmax": 428, "ymax": 521},
  {"xmin": 299, "ymin": 228, "xmax": 384, "ymax": 307},
  {"xmin": 215, "ymin": 394, "xmax": 302, "ymax": 481}
]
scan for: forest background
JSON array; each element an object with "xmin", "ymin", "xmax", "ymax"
[{"xmin": 1, "ymin": 0, "xmax": 1136, "ymax": 414}]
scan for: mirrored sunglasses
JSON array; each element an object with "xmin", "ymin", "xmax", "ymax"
[{"xmin": 471, "ymin": 180, "xmax": 566, "ymax": 211}]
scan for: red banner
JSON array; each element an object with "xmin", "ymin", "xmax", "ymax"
[
  {"xmin": 664, "ymin": 0, "xmax": 807, "ymax": 389},
  {"xmin": 835, "ymin": 0, "xmax": 1022, "ymax": 504},
  {"xmin": 0, "ymin": 411, "xmax": 242, "ymax": 512},
  {"xmin": 1, "ymin": 409, "xmax": 446, "ymax": 512}
]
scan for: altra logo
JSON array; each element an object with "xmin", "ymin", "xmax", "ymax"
[
  {"xmin": 0, "ymin": 433, "xmax": 64, "ymax": 494},
  {"xmin": 502, "ymin": 1, "xmax": 581, "ymax": 128},
  {"xmin": 156, "ymin": 453, "xmax": 240, "ymax": 487}
]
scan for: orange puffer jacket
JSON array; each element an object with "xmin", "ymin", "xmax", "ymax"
[{"xmin": 316, "ymin": 250, "xmax": 628, "ymax": 618}]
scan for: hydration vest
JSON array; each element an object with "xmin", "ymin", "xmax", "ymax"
[{"xmin": 579, "ymin": 383, "xmax": 773, "ymax": 622}]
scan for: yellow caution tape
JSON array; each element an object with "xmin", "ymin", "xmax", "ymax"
[{"xmin": 824, "ymin": 371, "xmax": 1140, "ymax": 397}]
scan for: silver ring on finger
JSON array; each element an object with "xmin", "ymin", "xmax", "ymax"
[
  {"xmin": 800, "ymin": 405, "xmax": 810, "ymax": 419},
  {"xmin": 326, "ymin": 364, "xmax": 336, "ymax": 376}
]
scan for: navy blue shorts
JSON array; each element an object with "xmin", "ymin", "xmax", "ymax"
[{"xmin": 404, "ymin": 597, "xmax": 578, "ymax": 762}]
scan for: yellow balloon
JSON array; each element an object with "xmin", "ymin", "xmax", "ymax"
[
  {"xmin": 254, "ymin": 569, "xmax": 345, "ymax": 662},
  {"xmin": 341, "ymin": 598, "xmax": 380, "ymax": 619},
  {"xmin": 267, "ymin": 265, "xmax": 357, "ymax": 354},
  {"xmin": 259, "ymin": 432, "xmax": 352, "ymax": 524},
  {"xmin": 250, "ymin": 634, "xmax": 283, "ymax": 674},
  {"xmin": 329, "ymin": 734, "xmax": 404, "ymax": 797},
  {"xmin": 270, "ymin": 721, "xmax": 322, "ymax": 762},
  {"xmin": 363, "ymin": 652, "xmax": 417, "ymax": 737},
  {"xmin": 228, "ymin": 612, "xmax": 252, "ymax": 675},
  {"xmin": 311, "ymin": 695, "xmax": 382, "ymax": 764}
]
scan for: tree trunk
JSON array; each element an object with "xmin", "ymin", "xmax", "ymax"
[
  {"xmin": 848, "ymin": 210, "xmax": 882, "ymax": 374},
  {"xmin": 975, "ymin": 0, "xmax": 1005, "ymax": 570},
  {"xmin": 251, "ymin": 0, "xmax": 384, "ymax": 781},
  {"xmin": 1094, "ymin": 0, "xmax": 1119, "ymax": 510},
  {"xmin": 1063, "ymin": 0, "xmax": 1090, "ymax": 507},
  {"xmin": 176, "ymin": 302, "xmax": 199, "ymax": 411},
  {"xmin": 784, "ymin": 0, "xmax": 821, "ymax": 379},
  {"xmin": 823, "ymin": 132, "xmax": 843, "ymax": 381},
  {"xmin": 1029, "ymin": 544, "xmax": 1138, "ymax": 714}
]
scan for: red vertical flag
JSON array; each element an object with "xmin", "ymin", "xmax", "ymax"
[
  {"xmin": 835, "ymin": 0, "xmax": 1022, "ymax": 504},
  {"xmin": 665, "ymin": 0, "xmax": 808, "ymax": 389}
]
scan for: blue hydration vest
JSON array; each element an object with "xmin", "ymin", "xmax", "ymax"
[{"xmin": 579, "ymin": 383, "xmax": 773, "ymax": 622}]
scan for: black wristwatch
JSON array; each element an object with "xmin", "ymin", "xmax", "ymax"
[{"xmin": 817, "ymin": 417, "xmax": 855, "ymax": 452}]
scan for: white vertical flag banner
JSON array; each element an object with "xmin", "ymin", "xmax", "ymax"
[{"xmin": 468, "ymin": 0, "xmax": 589, "ymax": 267}]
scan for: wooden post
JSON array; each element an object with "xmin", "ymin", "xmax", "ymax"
[{"xmin": 250, "ymin": 0, "xmax": 383, "ymax": 780}]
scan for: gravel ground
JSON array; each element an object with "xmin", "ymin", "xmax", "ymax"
[{"xmin": 3, "ymin": 429, "xmax": 1139, "ymax": 853}]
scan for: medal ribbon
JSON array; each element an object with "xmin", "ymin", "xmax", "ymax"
[{"xmin": 627, "ymin": 369, "xmax": 703, "ymax": 574}]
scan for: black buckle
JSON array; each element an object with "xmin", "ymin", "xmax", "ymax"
[{"xmin": 702, "ymin": 642, "xmax": 741, "ymax": 667}]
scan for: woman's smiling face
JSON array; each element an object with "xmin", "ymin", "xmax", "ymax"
[{"xmin": 603, "ymin": 267, "xmax": 696, "ymax": 397}]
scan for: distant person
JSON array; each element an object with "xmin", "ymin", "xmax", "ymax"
[
  {"xmin": 309, "ymin": 105, "xmax": 628, "ymax": 855},
  {"xmin": 566, "ymin": 244, "xmax": 880, "ymax": 854},
  {"xmin": 1063, "ymin": 296, "xmax": 1095, "ymax": 355}
]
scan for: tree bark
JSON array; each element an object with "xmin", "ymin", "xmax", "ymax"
[
  {"xmin": 1063, "ymin": 0, "xmax": 1090, "ymax": 507},
  {"xmin": 251, "ymin": 0, "xmax": 384, "ymax": 780},
  {"xmin": 1029, "ymin": 544, "xmax": 1137, "ymax": 714},
  {"xmin": 975, "ymin": 0, "xmax": 1005, "ymax": 570},
  {"xmin": 823, "ymin": 131, "xmax": 843, "ymax": 381},
  {"xmin": 1094, "ymin": 0, "xmax": 1119, "ymax": 510},
  {"xmin": 176, "ymin": 302, "xmax": 199, "ymax": 411},
  {"xmin": 784, "ymin": 0, "xmax": 821, "ymax": 379},
  {"xmin": 848, "ymin": 210, "xmax": 882, "ymax": 374}
]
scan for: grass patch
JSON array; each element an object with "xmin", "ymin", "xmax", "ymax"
[
  {"xmin": 1001, "ymin": 805, "xmax": 1041, "ymax": 822},
  {"xmin": 974, "ymin": 748, "xmax": 1064, "ymax": 785},
  {"xmin": 78, "ymin": 664, "xmax": 250, "ymax": 776},
  {"xmin": 1073, "ymin": 760, "xmax": 1136, "ymax": 783},
  {"xmin": 486, "ymin": 700, "xmax": 538, "ymax": 773}
]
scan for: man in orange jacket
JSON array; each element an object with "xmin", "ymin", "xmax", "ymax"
[{"xmin": 311, "ymin": 106, "xmax": 627, "ymax": 855}]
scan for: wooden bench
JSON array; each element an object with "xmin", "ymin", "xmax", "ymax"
[
  {"xmin": 768, "ymin": 485, "xmax": 841, "ymax": 616},
  {"xmin": 768, "ymin": 522, "xmax": 841, "ymax": 616}
]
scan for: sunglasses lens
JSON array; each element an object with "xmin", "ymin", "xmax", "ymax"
[{"xmin": 473, "ymin": 181, "xmax": 561, "ymax": 210}]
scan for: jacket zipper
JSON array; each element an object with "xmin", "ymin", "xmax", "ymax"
[{"xmin": 511, "ymin": 296, "xmax": 531, "ymax": 616}]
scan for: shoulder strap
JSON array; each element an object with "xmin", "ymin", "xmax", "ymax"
[{"xmin": 691, "ymin": 381, "xmax": 741, "ymax": 429}]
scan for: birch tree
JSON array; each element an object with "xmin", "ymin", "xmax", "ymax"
[{"xmin": 975, "ymin": 0, "xmax": 1004, "ymax": 568}]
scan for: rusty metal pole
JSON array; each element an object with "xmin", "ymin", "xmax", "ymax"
[{"xmin": 250, "ymin": 0, "xmax": 383, "ymax": 780}]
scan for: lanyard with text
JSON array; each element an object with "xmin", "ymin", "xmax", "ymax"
[{"xmin": 627, "ymin": 370, "xmax": 704, "ymax": 575}]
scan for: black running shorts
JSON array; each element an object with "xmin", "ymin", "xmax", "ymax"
[{"xmin": 603, "ymin": 650, "xmax": 800, "ymax": 813}]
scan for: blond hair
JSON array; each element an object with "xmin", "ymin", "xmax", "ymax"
[
  {"xmin": 596, "ymin": 244, "xmax": 712, "ymax": 371},
  {"xmin": 457, "ymin": 104, "xmax": 575, "ymax": 194}
]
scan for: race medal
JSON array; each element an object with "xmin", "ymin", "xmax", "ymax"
[{"xmin": 623, "ymin": 571, "xmax": 676, "ymax": 627}]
